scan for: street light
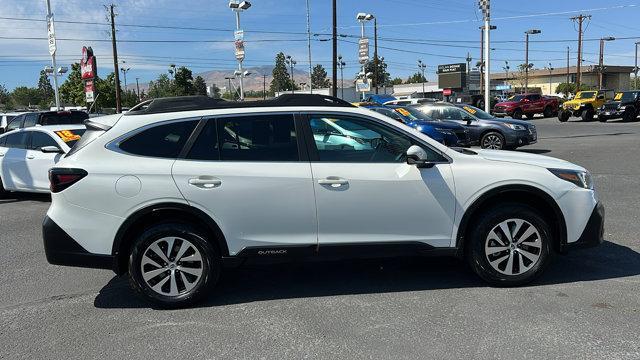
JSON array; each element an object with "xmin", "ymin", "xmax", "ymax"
[
  {"xmin": 229, "ymin": 0, "xmax": 251, "ymax": 100},
  {"xmin": 598, "ymin": 36, "xmax": 615, "ymax": 89},
  {"xmin": 224, "ymin": 76, "xmax": 235, "ymax": 99},
  {"xmin": 356, "ymin": 12, "xmax": 374, "ymax": 100},
  {"xmin": 168, "ymin": 64, "xmax": 176, "ymax": 80},
  {"xmin": 120, "ymin": 66, "xmax": 130, "ymax": 90},
  {"xmin": 545, "ymin": 63, "xmax": 554, "ymax": 95},
  {"xmin": 417, "ymin": 59, "xmax": 427, "ymax": 96},
  {"xmin": 285, "ymin": 55, "xmax": 297, "ymax": 94},
  {"xmin": 524, "ymin": 29, "xmax": 541, "ymax": 93},
  {"xmin": 337, "ymin": 55, "xmax": 346, "ymax": 99}
]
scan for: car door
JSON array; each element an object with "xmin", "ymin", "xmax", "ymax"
[
  {"xmin": 442, "ymin": 107, "xmax": 483, "ymax": 142},
  {"xmin": 303, "ymin": 113, "xmax": 456, "ymax": 248},
  {"xmin": 0, "ymin": 131, "xmax": 31, "ymax": 190},
  {"xmin": 172, "ymin": 114, "xmax": 318, "ymax": 256},
  {"xmin": 26, "ymin": 130, "xmax": 63, "ymax": 191}
]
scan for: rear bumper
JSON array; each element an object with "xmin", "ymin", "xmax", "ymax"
[
  {"xmin": 43, "ymin": 215, "xmax": 115, "ymax": 270},
  {"xmin": 596, "ymin": 110, "xmax": 623, "ymax": 119},
  {"xmin": 505, "ymin": 130, "xmax": 537, "ymax": 147},
  {"xmin": 560, "ymin": 202, "xmax": 604, "ymax": 252}
]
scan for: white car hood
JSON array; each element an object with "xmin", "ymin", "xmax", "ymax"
[{"xmin": 474, "ymin": 149, "xmax": 585, "ymax": 171}]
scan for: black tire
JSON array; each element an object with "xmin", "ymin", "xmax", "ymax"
[
  {"xmin": 465, "ymin": 203, "xmax": 552, "ymax": 287},
  {"xmin": 558, "ymin": 110, "xmax": 570, "ymax": 122},
  {"xmin": 622, "ymin": 109, "xmax": 636, "ymax": 122},
  {"xmin": 581, "ymin": 108, "xmax": 594, "ymax": 122},
  {"xmin": 543, "ymin": 106, "xmax": 554, "ymax": 118},
  {"xmin": 512, "ymin": 108, "xmax": 523, "ymax": 120},
  {"xmin": 526, "ymin": 113, "xmax": 535, "ymax": 120},
  {"xmin": 0, "ymin": 177, "xmax": 7, "ymax": 199},
  {"xmin": 480, "ymin": 131, "xmax": 506, "ymax": 150},
  {"xmin": 598, "ymin": 115, "xmax": 608, "ymax": 123},
  {"xmin": 128, "ymin": 223, "xmax": 221, "ymax": 308}
]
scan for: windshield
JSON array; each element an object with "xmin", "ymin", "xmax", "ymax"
[
  {"xmin": 576, "ymin": 91, "xmax": 596, "ymax": 99},
  {"xmin": 459, "ymin": 105, "xmax": 494, "ymax": 120},
  {"xmin": 618, "ymin": 92, "xmax": 638, "ymax": 102},
  {"xmin": 397, "ymin": 106, "xmax": 433, "ymax": 121},
  {"xmin": 507, "ymin": 95, "xmax": 525, "ymax": 102}
]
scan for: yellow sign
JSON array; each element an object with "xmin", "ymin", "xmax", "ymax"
[
  {"xmin": 463, "ymin": 106, "xmax": 477, "ymax": 114},
  {"xmin": 614, "ymin": 93, "xmax": 623, "ymax": 100},
  {"xmin": 55, "ymin": 130, "xmax": 81, "ymax": 143},
  {"xmin": 395, "ymin": 108, "xmax": 411, "ymax": 117}
]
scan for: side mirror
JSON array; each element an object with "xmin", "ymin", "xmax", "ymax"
[
  {"xmin": 406, "ymin": 145, "xmax": 434, "ymax": 168},
  {"xmin": 40, "ymin": 145, "xmax": 63, "ymax": 154},
  {"xmin": 597, "ymin": 95, "xmax": 605, "ymax": 100}
]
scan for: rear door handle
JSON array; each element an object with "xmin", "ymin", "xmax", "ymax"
[
  {"xmin": 318, "ymin": 177, "xmax": 349, "ymax": 187},
  {"xmin": 26, "ymin": 154, "xmax": 35, "ymax": 159},
  {"xmin": 188, "ymin": 177, "xmax": 222, "ymax": 189}
]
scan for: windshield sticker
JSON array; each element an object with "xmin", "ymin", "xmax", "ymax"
[
  {"xmin": 395, "ymin": 108, "xmax": 411, "ymax": 117},
  {"xmin": 55, "ymin": 130, "xmax": 81, "ymax": 142},
  {"xmin": 463, "ymin": 106, "xmax": 477, "ymax": 114},
  {"xmin": 614, "ymin": 93, "xmax": 623, "ymax": 100}
]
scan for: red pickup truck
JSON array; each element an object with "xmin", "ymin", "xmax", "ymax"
[{"xmin": 493, "ymin": 93, "xmax": 559, "ymax": 119}]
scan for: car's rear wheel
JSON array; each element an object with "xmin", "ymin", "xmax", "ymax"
[
  {"xmin": 623, "ymin": 109, "xmax": 637, "ymax": 122},
  {"xmin": 480, "ymin": 131, "xmax": 505, "ymax": 150},
  {"xmin": 581, "ymin": 108, "xmax": 594, "ymax": 122},
  {"xmin": 512, "ymin": 109, "xmax": 523, "ymax": 120},
  {"xmin": 128, "ymin": 223, "xmax": 220, "ymax": 308},
  {"xmin": 558, "ymin": 110, "xmax": 570, "ymax": 122},
  {"xmin": 0, "ymin": 177, "xmax": 7, "ymax": 199},
  {"xmin": 466, "ymin": 204, "xmax": 552, "ymax": 286},
  {"xmin": 526, "ymin": 113, "xmax": 535, "ymax": 120},
  {"xmin": 543, "ymin": 106, "xmax": 554, "ymax": 118},
  {"xmin": 598, "ymin": 115, "xmax": 608, "ymax": 122}
]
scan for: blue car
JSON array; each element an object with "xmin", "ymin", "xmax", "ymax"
[{"xmin": 365, "ymin": 105, "xmax": 470, "ymax": 147}]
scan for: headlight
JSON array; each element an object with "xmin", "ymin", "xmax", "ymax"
[
  {"xmin": 548, "ymin": 168, "xmax": 593, "ymax": 189},
  {"xmin": 435, "ymin": 128, "xmax": 455, "ymax": 135},
  {"xmin": 619, "ymin": 105, "xmax": 626, "ymax": 111},
  {"xmin": 502, "ymin": 123, "xmax": 527, "ymax": 131}
]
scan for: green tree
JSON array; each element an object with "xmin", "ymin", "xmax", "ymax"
[
  {"xmin": 311, "ymin": 64, "xmax": 331, "ymax": 88},
  {"xmin": 0, "ymin": 84, "xmax": 12, "ymax": 109},
  {"xmin": 37, "ymin": 70, "xmax": 55, "ymax": 107},
  {"xmin": 193, "ymin": 76, "xmax": 208, "ymax": 96},
  {"xmin": 11, "ymin": 86, "xmax": 41, "ymax": 108},
  {"xmin": 270, "ymin": 52, "xmax": 295, "ymax": 93},
  {"xmin": 362, "ymin": 58, "xmax": 391, "ymax": 88},
  {"xmin": 390, "ymin": 77, "xmax": 403, "ymax": 85},
  {"xmin": 148, "ymin": 73, "xmax": 175, "ymax": 98},
  {"xmin": 173, "ymin": 66, "xmax": 194, "ymax": 96},
  {"xmin": 59, "ymin": 63, "xmax": 85, "ymax": 106},
  {"xmin": 405, "ymin": 72, "xmax": 427, "ymax": 84}
]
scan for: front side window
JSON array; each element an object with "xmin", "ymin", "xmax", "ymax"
[
  {"xmin": 118, "ymin": 120, "xmax": 198, "ymax": 158},
  {"xmin": 441, "ymin": 108, "xmax": 464, "ymax": 120},
  {"xmin": 308, "ymin": 116, "xmax": 419, "ymax": 163},
  {"xmin": 4, "ymin": 132, "xmax": 29, "ymax": 149},
  {"xmin": 187, "ymin": 120, "xmax": 219, "ymax": 160},
  {"xmin": 219, "ymin": 114, "xmax": 298, "ymax": 161}
]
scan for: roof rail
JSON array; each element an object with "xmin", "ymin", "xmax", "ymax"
[{"xmin": 126, "ymin": 94, "xmax": 354, "ymax": 115}]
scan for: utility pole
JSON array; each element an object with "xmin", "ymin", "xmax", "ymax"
[
  {"xmin": 305, "ymin": 0, "xmax": 313, "ymax": 94},
  {"xmin": 479, "ymin": 26, "xmax": 484, "ymax": 95},
  {"xmin": 331, "ymin": 0, "xmax": 337, "ymax": 97},
  {"xmin": 598, "ymin": 37, "xmax": 615, "ymax": 89},
  {"xmin": 108, "ymin": 4, "xmax": 122, "ymax": 113},
  {"xmin": 479, "ymin": 0, "xmax": 492, "ymax": 112},
  {"xmin": 570, "ymin": 14, "xmax": 590, "ymax": 91},
  {"xmin": 373, "ymin": 17, "xmax": 379, "ymax": 94},
  {"xmin": 566, "ymin": 46, "xmax": 570, "ymax": 87},
  {"xmin": 466, "ymin": 52, "xmax": 472, "ymax": 75},
  {"xmin": 135, "ymin": 77, "xmax": 140, "ymax": 101},
  {"xmin": 45, "ymin": 0, "xmax": 61, "ymax": 110},
  {"xmin": 635, "ymin": 42, "xmax": 639, "ymax": 88},
  {"xmin": 524, "ymin": 29, "xmax": 541, "ymax": 93},
  {"xmin": 263, "ymin": 74, "xmax": 267, "ymax": 99}
]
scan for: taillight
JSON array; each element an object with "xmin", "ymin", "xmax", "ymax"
[{"xmin": 48, "ymin": 168, "xmax": 88, "ymax": 193}]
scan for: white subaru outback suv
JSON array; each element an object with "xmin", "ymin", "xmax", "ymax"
[{"xmin": 43, "ymin": 95, "xmax": 604, "ymax": 308}]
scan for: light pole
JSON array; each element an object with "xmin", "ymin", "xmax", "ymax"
[
  {"xmin": 285, "ymin": 55, "xmax": 297, "ymax": 94},
  {"xmin": 635, "ymin": 42, "xmax": 640, "ymax": 89},
  {"xmin": 598, "ymin": 36, "xmax": 615, "ymax": 89},
  {"xmin": 356, "ymin": 12, "xmax": 374, "ymax": 97},
  {"xmin": 417, "ymin": 60, "xmax": 427, "ymax": 96},
  {"xmin": 545, "ymin": 63, "xmax": 554, "ymax": 95},
  {"xmin": 229, "ymin": 0, "xmax": 251, "ymax": 100},
  {"xmin": 478, "ymin": 23, "xmax": 496, "ymax": 106},
  {"xmin": 44, "ymin": 65, "xmax": 67, "ymax": 108},
  {"xmin": 168, "ymin": 64, "xmax": 176, "ymax": 80},
  {"xmin": 224, "ymin": 76, "xmax": 234, "ymax": 99},
  {"xmin": 503, "ymin": 61, "xmax": 510, "ymax": 94},
  {"xmin": 120, "ymin": 66, "xmax": 130, "ymax": 91},
  {"xmin": 524, "ymin": 29, "xmax": 541, "ymax": 93},
  {"xmin": 337, "ymin": 55, "xmax": 346, "ymax": 99},
  {"xmin": 45, "ymin": 0, "xmax": 61, "ymax": 110},
  {"xmin": 135, "ymin": 77, "xmax": 140, "ymax": 101}
]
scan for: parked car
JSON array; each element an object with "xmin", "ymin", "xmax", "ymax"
[
  {"xmin": 416, "ymin": 103, "xmax": 537, "ymax": 150},
  {"xmin": 43, "ymin": 94, "xmax": 602, "ymax": 308},
  {"xmin": 1, "ymin": 112, "xmax": 26, "ymax": 133},
  {"xmin": 3, "ymin": 110, "xmax": 88, "ymax": 133},
  {"xmin": 365, "ymin": 94, "xmax": 396, "ymax": 104},
  {"xmin": 365, "ymin": 105, "xmax": 470, "ymax": 147},
  {"xmin": 558, "ymin": 90, "xmax": 614, "ymax": 122},
  {"xmin": 493, "ymin": 93, "xmax": 559, "ymax": 119},
  {"xmin": 596, "ymin": 90, "xmax": 640, "ymax": 122},
  {"xmin": 0, "ymin": 125, "xmax": 86, "ymax": 195},
  {"xmin": 383, "ymin": 98, "xmax": 437, "ymax": 106}
]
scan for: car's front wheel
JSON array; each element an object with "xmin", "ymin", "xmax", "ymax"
[
  {"xmin": 581, "ymin": 108, "xmax": 595, "ymax": 122},
  {"xmin": 558, "ymin": 110, "xmax": 570, "ymax": 122},
  {"xmin": 623, "ymin": 109, "xmax": 637, "ymax": 122},
  {"xmin": 480, "ymin": 131, "xmax": 505, "ymax": 150},
  {"xmin": 128, "ymin": 223, "xmax": 220, "ymax": 308},
  {"xmin": 466, "ymin": 204, "xmax": 552, "ymax": 286},
  {"xmin": 0, "ymin": 177, "xmax": 7, "ymax": 199},
  {"xmin": 512, "ymin": 108, "xmax": 523, "ymax": 120}
]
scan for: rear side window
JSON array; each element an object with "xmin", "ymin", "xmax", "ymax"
[
  {"xmin": 4, "ymin": 132, "xmax": 29, "ymax": 149},
  {"xmin": 119, "ymin": 120, "xmax": 197, "ymax": 158},
  {"xmin": 218, "ymin": 115, "xmax": 298, "ymax": 161},
  {"xmin": 6, "ymin": 115, "xmax": 24, "ymax": 131},
  {"xmin": 187, "ymin": 120, "xmax": 219, "ymax": 160},
  {"xmin": 40, "ymin": 111, "xmax": 89, "ymax": 125},
  {"xmin": 23, "ymin": 113, "xmax": 38, "ymax": 127},
  {"xmin": 30, "ymin": 131, "xmax": 59, "ymax": 149}
]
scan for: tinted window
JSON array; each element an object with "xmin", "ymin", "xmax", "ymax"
[
  {"xmin": 6, "ymin": 115, "xmax": 24, "ymax": 131},
  {"xmin": 187, "ymin": 120, "xmax": 219, "ymax": 160},
  {"xmin": 440, "ymin": 108, "xmax": 463, "ymax": 120},
  {"xmin": 0, "ymin": 135, "xmax": 6, "ymax": 147},
  {"xmin": 308, "ymin": 116, "xmax": 416, "ymax": 163},
  {"xmin": 527, "ymin": 94, "xmax": 541, "ymax": 101},
  {"xmin": 30, "ymin": 131, "xmax": 59, "ymax": 150},
  {"xmin": 40, "ymin": 111, "xmax": 89, "ymax": 125},
  {"xmin": 420, "ymin": 107, "xmax": 441, "ymax": 120},
  {"xmin": 23, "ymin": 113, "xmax": 38, "ymax": 128},
  {"xmin": 219, "ymin": 115, "xmax": 298, "ymax": 161},
  {"xmin": 372, "ymin": 108, "xmax": 402, "ymax": 121},
  {"xmin": 119, "ymin": 120, "xmax": 197, "ymax": 158},
  {"xmin": 4, "ymin": 132, "xmax": 29, "ymax": 149}
]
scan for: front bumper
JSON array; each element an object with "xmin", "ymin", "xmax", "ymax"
[
  {"xmin": 493, "ymin": 109, "xmax": 513, "ymax": 117},
  {"xmin": 505, "ymin": 129, "xmax": 537, "ymax": 147},
  {"xmin": 596, "ymin": 109, "xmax": 623, "ymax": 119},
  {"xmin": 43, "ymin": 215, "xmax": 115, "ymax": 270},
  {"xmin": 560, "ymin": 202, "xmax": 604, "ymax": 252}
]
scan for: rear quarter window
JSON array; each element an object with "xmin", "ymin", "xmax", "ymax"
[{"xmin": 118, "ymin": 120, "xmax": 198, "ymax": 158}]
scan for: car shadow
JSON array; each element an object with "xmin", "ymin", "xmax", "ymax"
[
  {"xmin": 93, "ymin": 240, "xmax": 640, "ymax": 309},
  {"xmin": 0, "ymin": 192, "xmax": 50, "ymax": 204},
  {"xmin": 516, "ymin": 149, "xmax": 551, "ymax": 154}
]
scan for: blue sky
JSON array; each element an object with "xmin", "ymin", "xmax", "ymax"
[{"xmin": 1, "ymin": 0, "xmax": 639, "ymax": 90}]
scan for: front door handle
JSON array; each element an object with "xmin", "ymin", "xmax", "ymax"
[
  {"xmin": 188, "ymin": 177, "xmax": 222, "ymax": 189},
  {"xmin": 26, "ymin": 154, "xmax": 35, "ymax": 159},
  {"xmin": 318, "ymin": 177, "xmax": 349, "ymax": 188}
]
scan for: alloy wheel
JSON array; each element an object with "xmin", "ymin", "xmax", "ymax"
[
  {"xmin": 140, "ymin": 237, "xmax": 204, "ymax": 296},
  {"xmin": 484, "ymin": 219, "xmax": 542, "ymax": 276},
  {"xmin": 482, "ymin": 134, "xmax": 503, "ymax": 149}
]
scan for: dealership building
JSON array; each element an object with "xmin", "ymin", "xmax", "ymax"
[{"xmin": 490, "ymin": 65, "xmax": 635, "ymax": 95}]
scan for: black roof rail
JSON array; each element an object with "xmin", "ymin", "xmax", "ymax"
[{"xmin": 125, "ymin": 94, "xmax": 354, "ymax": 115}]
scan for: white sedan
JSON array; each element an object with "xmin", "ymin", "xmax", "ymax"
[{"xmin": 0, "ymin": 125, "xmax": 85, "ymax": 195}]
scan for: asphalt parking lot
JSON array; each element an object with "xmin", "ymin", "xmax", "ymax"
[{"xmin": 1, "ymin": 117, "xmax": 639, "ymax": 359}]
